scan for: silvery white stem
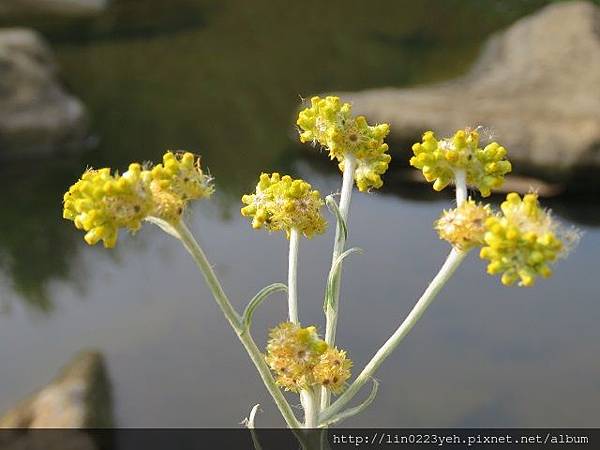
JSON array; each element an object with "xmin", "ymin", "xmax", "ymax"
[
  {"xmin": 321, "ymin": 248, "xmax": 467, "ymax": 422},
  {"xmin": 288, "ymin": 227, "xmax": 301, "ymax": 324}
]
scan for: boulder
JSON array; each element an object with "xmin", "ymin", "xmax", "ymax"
[
  {"xmin": 0, "ymin": 0, "xmax": 107, "ymax": 18},
  {"xmin": 337, "ymin": 1, "xmax": 600, "ymax": 189},
  {"xmin": 0, "ymin": 28, "xmax": 88, "ymax": 159},
  {"xmin": 0, "ymin": 350, "xmax": 113, "ymax": 428}
]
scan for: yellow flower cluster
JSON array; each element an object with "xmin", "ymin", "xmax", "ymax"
[
  {"xmin": 240, "ymin": 173, "xmax": 326, "ymax": 239},
  {"xmin": 410, "ymin": 129, "xmax": 512, "ymax": 197},
  {"xmin": 266, "ymin": 322, "xmax": 352, "ymax": 394},
  {"xmin": 312, "ymin": 347, "xmax": 353, "ymax": 394},
  {"xmin": 149, "ymin": 152, "xmax": 214, "ymax": 223},
  {"xmin": 63, "ymin": 151, "xmax": 213, "ymax": 247},
  {"xmin": 63, "ymin": 164, "xmax": 153, "ymax": 248},
  {"xmin": 480, "ymin": 193, "xmax": 570, "ymax": 287},
  {"xmin": 435, "ymin": 199, "xmax": 491, "ymax": 251},
  {"xmin": 296, "ymin": 96, "xmax": 392, "ymax": 192}
]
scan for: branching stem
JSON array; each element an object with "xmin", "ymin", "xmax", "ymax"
[{"xmin": 172, "ymin": 221, "xmax": 301, "ymax": 429}]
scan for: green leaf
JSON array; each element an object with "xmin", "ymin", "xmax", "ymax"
[
  {"xmin": 241, "ymin": 283, "xmax": 288, "ymax": 334},
  {"xmin": 319, "ymin": 378, "xmax": 379, "ymax": 427},
  {"xmin": 324, "ymin": 247, "xmax": 363, "ymax": 312},
  {"xmin": 326, "ymin": 195, "xmax": 348, "ymax": 242}
]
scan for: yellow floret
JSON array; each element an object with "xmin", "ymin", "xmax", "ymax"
[
  {"xmin": 435, "ymin": 199, "xmax": 491, "ymax": 251},
  {"xmin": 479, "ymin": 193, "xmax": 578, "ymax": 287},
  {"xmin": 297, "ymin": 96, "xmax": 391, "ymax": 192},
  {"xmin": 241, "ymin": 173, "xmax": 327, "ymax": 238},
  {"xmin": 410, "ymin": 129, "xmax": 511, "ymax": 197}
]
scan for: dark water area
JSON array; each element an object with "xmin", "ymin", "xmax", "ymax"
[{"xmin": 1, "ymin": 0, "xmax": 599, "ymax": 427}]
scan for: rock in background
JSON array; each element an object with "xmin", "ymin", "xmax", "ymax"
[
  {"xmin": 338, "ymin": 1, "xmax": 600, "ymax": 191},
  {"xmin": 0, "ymin": 350, "xmax": 113, "ymax": 428},
  {"xmin": 0, "ymin": 28, "xmax": 88, "ymax": 159}
]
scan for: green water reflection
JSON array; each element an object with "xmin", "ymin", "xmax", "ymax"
[{"xmin": 0, "ymin": 0, "xmax": 596, "ymax": 308}]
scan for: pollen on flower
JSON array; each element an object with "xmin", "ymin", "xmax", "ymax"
[
  {"xmin": 240, "ymin": 173, "xmax": 327, "ymax": 238},
  {"xmin": 296, "ymin": 96, "xmax": 391, "ymax": 192},
  {"xmin": 479, "ymin": 193, "xmax": 579, "ymax": 287},
  {"xmin": 410, "ymin": 129, "xmax": 511, "ymax": 197},
  {"xmin": 435, "ymin": 199, "xmax": 491, "ymax": 251},
  {"xmin": 265, "ymin": 322, "xmax": 352, "ymax": 394},
  {"xmin": 62, "ymin": 164, "xmax": 153, "ymax": 248}
]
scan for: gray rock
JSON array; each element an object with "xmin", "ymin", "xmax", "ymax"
[
  {"xmin": 338, "ymin": 1, "xmax": 600, "ymax": 187},
  {"xmin": 0, "ymin": 28, "xmax": 88, "ymax": 159},
  {"xmin": 0, "ymin": 0, "xmax": 107, "ymax": 18},
  {"xmin": 0, "ymin": 350, "xmax": 113, "ymax": 428}
]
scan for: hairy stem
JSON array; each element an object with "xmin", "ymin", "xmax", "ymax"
[
  {"xmin": 288, "ymin": 227, "xmax": 300, "ymax": 324},
  {"xmin": 321, "ymin": 248, "xmax": 467, "ymax": 422},
  {"xmin": 173, "ymin": 221, "xmax": 301, "ymax": 429},
  {"xmin": 454, "ymin": 169, "xmax": 467, "ymax": 207},
  {"xmin": 321, "ymin": 175, "xmax": 469, "ymax": 422},
  {"xmin": 322, "ymin": 155, "xmax": 356, "ymax": 410},
  {"xmin": 301, "ymin": 388, "xmax": 319, "ymax": 428}
]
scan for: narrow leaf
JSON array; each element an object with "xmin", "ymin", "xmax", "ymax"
[
  {"xmin": 324, "ymin": 247, "xmax": 363, "ymax": 312},
  {"xmin": 242, "ymin": 283, "xmax": 288, "ymax": 334},
  {"xmin": 326, "ymin": 195, "xmax": 348, "ymax": 241},
  {"xmin": 319, "ymin": 378, "xmax": 379, "ymax": 427}
]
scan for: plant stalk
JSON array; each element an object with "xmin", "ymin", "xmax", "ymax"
[
  {"xmin": 321, "ymin": 169, "xmax": 469, "ymax": 422},
  {"xmin": 322, "ymin": 155, "xmax": 356, "ymax": 410},
  {"xmin": 173, "ymin": 221, "xmax": 301, "ymax": 429},
  {"xmin": 288, "ymin": 227, "xmax": 300, "ymax": 324}
]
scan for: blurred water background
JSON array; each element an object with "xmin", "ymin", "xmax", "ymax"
[{"xmin": 0, "ymin": 0, "xmax": 599, "ymax": 427}]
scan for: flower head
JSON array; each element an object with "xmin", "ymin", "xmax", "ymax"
[
  {"xmin": 265, "ymin": 322, "xmax": 352, "ymax": 394},
  {"xmin": 149, "ymin": 151, "xmax": 213, "ymax": 222},
  {"xmin": 296, "ymin": 96, "xmax": 391, "ymax": 192},
  {"xmin": 410, "ymin": 129, "xmax": 511, "ymax": 197},
  {"xmin": 480, "ymin": 193, "xmax": 578, "ymax": 287},
  {"xmin": 63, "ymin": 151, "xmax": 214, "ymax": 247},
  {"xmin": 265, "ymin": 322, "xmax": 328, "ymax": 392},
  {"xmin": 240, "ymin": 173, "xmax": 326, "ymax": 238},
  {"xmin": 312, "ymin": 347, "xmax": 352, "ymax": 394},
  {"xmin": 435, "ymin": 199, "xmax": 491, "ymax": 251},
  {"xmin": 63, "ymin": 164, "xmax": 153, "ymax": 248}
]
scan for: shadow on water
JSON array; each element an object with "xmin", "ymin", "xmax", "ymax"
[{"xmin": 1, "ymin": 0, "xmax": 597, "ymax": 308}]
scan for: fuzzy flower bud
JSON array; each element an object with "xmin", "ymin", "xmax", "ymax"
[
  {"xmin": 149, "ymin": 151, "xmax": 214, "ymax": 222},
  {"xmin": 63, "ymin": 164, "xmax": 153, "ymax": 248},
  {"xmin": 297, "ymin": 96, "xmax": 392, "ymax": 192},
  {"xmin": 240, "ymin": 173, "xmax": 327, "ymax": 238},
  {"xmin": 265, "ymin": 322, "xmax": 352, "ymax": 394},
  {"xmin": 480, "ymin": 193, "xmax": 578, "ymax": 287},
  {"xmin": 410, "ymin": 129, "xmax": 512, "ymax": 197},
  {"xmin": 435, "ymin": 199, "xmax": 491, "ymax": 251},
  {"xmin": 312, "ymin": 347, "xmax": 352, "ymax": 394}
]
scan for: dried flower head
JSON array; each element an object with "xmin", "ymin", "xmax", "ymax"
[
  {"xmin": 240, "ymin": 173, "xmax": 327, "ymax": 238},
  {"xmin": 480, "ymin": 193, "xmax": 578, "ymax": 287},
  {"xmin": 63, "ymin": 164, "xmax": 153, "ymax": 248},
  {"xmin": 410, "ymin": 129, "xmax": 511, "ymax": 197},
  {"xmin": 435, "ymin": 199, "xmax": 491, "ymax": 251},
  {"xmin": 265, "ymin": 322, "xmax": 352, "ymax": 394},
  {"xmin": 296, "ymin": 96, "xmax": 391, "ymax": 192},
  {"xmin": 265, "ymin": 322, "xmax": 328, "ymax": 392},
  {"xmin": 312, "ymin": 347, "xmax": 353, "ymax": 394}
]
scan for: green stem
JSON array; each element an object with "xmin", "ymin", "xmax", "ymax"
[
  {"xmin": 288, "ymin": 227, "xmax": 300, "ymax": 324},
  {"xmin": 172, "ymin": 221, "xmax": 301, "ymax": 429},
  {"xmin": 321, "ymin": 172, "xmax": 469, "ymax": 422},
  {"xmin": 322, "ymin": 154, "xmax": 356, "ymax": 410},
  {"xmin": 320, "ymin": 248, "xmax": 467, "ymax": 423}
]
